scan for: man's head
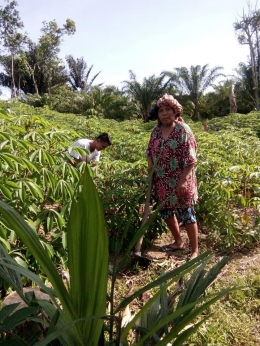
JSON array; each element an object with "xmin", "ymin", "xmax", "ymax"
[{"xmin": 94, "ymin": 132, "xmax": 112, "ymax": 151}]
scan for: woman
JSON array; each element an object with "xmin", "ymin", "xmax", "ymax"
[{"xmin": 147, "ymin": 94, "xmax": 199, "ymax": 260}]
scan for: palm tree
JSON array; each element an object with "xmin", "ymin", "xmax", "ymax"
[
  {"xmin": 162, "ymin": 65, "xmax": 224, "ymax": 119},
  {"xmin": 234, "ymin": 5, "xmax": 260, "ymax": 109},
  {"xmin": 66, "ymin": 55, "xmax": 102, "ymax": 92},
  {"xmin": 233, "ymin": 62, "xmax": 255, "ymax": 113},
  {"xmin": 122, "ymin": 70, "xmax": 170, "ymax": 121}
]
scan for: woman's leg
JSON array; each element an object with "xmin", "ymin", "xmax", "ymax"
[
  {"xmin": 165, "ymin": 215, "xmax": 184, "ymax": 248},
  {"xmin": 185, "ymin": 222, "xmax": 199, "ymax": 259}
]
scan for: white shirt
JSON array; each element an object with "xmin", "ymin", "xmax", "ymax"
[{"xmin": 68, "ymin": 138, "xmax": 101, "ymax": 162}]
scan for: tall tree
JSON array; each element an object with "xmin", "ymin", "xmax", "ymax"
[
  {"xmin": 23, "ymin": 19, "xmax": 76, "ymax": 96},
  {"xmin": 0, "ymin": 54, "xmax": 27, "ymax": 94},
  {"xmin": 229, "ymin": 82, "xmax": 237, "ymax": 113},
  {"xmin": 66, "ymin": 55, "xmax": 102, "ymax": 91},
  {"xmin": 0, "ymin": 0, "xmax": 25, "ymax": 98},
  {"xmin": 0, "ymin": 13, "xmax": 76, "ymax": 97},
  {"xmin": 123, "ymin": 70, "xmax": 169, "ymax": 121},
  {"xmin": 234, "ymin": 3, "xmax": 260, "ymax": 109},
  {"xmin": 233, "ymin": 62, "xmax": 255, "ymax": 113},
  {"xmin": 163, "ymin": 65, "xmax": 224, "ymax": 119}
]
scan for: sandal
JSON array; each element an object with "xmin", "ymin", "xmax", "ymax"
[{"xmin": 160, "ymin": 244, "xmax": 185, "ymax": 252}]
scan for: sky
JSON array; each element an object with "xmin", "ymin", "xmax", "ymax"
[{"xmin": 0, "ymin": 0, "xmax": 255, "ymax": 98}]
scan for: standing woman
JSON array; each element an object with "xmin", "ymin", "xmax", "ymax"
[{"xmin": 147, "ymin": 94, "xmax": 199, "ymax": 259}]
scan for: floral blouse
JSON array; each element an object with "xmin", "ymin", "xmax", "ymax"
[{"xmin": 147, "ymin": 121, "xmax": 198, "ymax": 209}]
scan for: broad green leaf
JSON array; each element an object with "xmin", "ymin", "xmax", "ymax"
[
  {"xmin": 2, "ymin": 306, "xmax": 39, "ymax": 330},
  {"xmin": 116, "ymin": 252, "xmax": 212, "ymax": 314},
  {"xmin": 0, "ymin": 303, "xmax": 21, "ymax": 322},
  {"xmin": 4, "ymin": 180, "xmax": 19, "ymax": 188},
  {"xmin": 21, "ymin": 157, "xmax": 40, "ymax": 172},
  {"xmin": 67, "ymin": 165, "xmax": 108, "ymax": 345},
  {"xmin": 24, "ymin": 180, "xmax": 44, "ymax": 200},
  {"xmin": 0, "ymin": 153, "xmax": 21, "ymax": 169}
]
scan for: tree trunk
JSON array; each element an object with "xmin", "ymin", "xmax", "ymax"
[
  {"xmin": 11, "ymin": 54, "xmax": 17, "ymax": 98},
  {"xmin": 31, "ymin": 64, "xmax": 39, "ymax": 96},
  {"xmin": 193, "ymin": 103, "xmax": 199, "ymax": 120},
  {"xmin": 244, "ymin": 22, "xmax": 259, "ymax": 109},
  {"xmin": 229, "ymin": 84, "xmax": 237, "ymax": 113},
  {"xmin": 249, "ymin": 38, "xmax": 259, "ymax": 109},
  {"xmin": 256, "ymin": 27, "xmax": 260, "ymax": 106}
]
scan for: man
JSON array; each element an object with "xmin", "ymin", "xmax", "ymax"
[{"xmin": 68, "ymin": 132, "xmax": 112, "ymax": 166}]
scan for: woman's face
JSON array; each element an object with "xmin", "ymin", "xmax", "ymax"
[{"xmin": 158, "ymin": 105, "xmax": 176, "ymax": 126}]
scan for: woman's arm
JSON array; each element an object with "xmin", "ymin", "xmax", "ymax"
[
  {"xmin": 147, "ymin": 156, "xmax": 153, "ymax": 173},
  {"xmin": 176, "ymin": 163, "xmax": 194, "ymax": 195}
]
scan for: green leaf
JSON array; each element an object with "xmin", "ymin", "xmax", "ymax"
[
  {"xmin": 0, "ymin": 153, "xmax": 21, "ymax": 169},
  {"xmin": 0, "ymin": 244, "xmax": 23, "ymax": 296},
  {"xmin": 62, "ymin": 231, "xmax": 67, "ymax": 249},
  {"xmin": 0, "ymin": 200, "xmax": 74, "ymax": 321},
  {"xmin": 14, "ymin": 256, "xmax": 28, "ymax": 269},
  {"xmin": 51, "ymin": 209, "xmax": 65, "ymax": 230},
  {"xmin": 24, "ymin": 180, "xmax": 44, "ymax": 200},
  {"xmin": 4, "ymin": 180, "xmax": 19, "ymax": 188},
  {"xmin": 0, "ymin": 184, "xmax": 12, "ymax": 199},
  {"xmin": 21, "ymin": 157, "xmax": 40, "ymax": 172},
  {"xmin": 2, "ymin": 306, "xmax": 39, "ymax": 330},
  {"xmin": 0, "ymin": 303, "xmax": 21, "ymax": 322},
  {"xmin": 0, "ymin": 236, "xmax": 11, "ymax": 251},
  {"xmin": 67, "ymin": 165, "xmax": 109, "ymax": 345}
]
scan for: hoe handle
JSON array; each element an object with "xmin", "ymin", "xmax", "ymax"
[{"xmin": 134, "ymin": 177, "xmax": 153, "ymax": 254}]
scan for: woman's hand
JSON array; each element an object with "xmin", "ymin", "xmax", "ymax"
[
  {"xmin": 176, "ymin": 178, "xmax": 187, "ymax": 196},
  {"xmin": 176, "ymin": 164, "xmax": 194, "ymax": 195}
]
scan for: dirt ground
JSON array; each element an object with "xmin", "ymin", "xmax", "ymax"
[
  {"xmin": 141, "ymin": 225, "xmax": 198, "ymax": 263},
  {"xmin": 133, "ymin": 225, "xmax": 260, "ymax": 285}
]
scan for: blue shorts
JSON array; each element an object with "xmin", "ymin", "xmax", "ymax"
[{"xmin": 160, "ymin": 207, "xmax": 197, "ymax": 224}]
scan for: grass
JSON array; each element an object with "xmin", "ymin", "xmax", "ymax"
[
  {"xmin": 112, "ymin": 233, "xmax": 260, "ymax": 345},
  {"xmin": 189, "ymin": 247, "xmax": 260, "ymax": 345}
]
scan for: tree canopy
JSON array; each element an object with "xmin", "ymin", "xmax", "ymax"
[{"xmin": 0, "ymin": 0, "xmax": 259, "ymax": 120}]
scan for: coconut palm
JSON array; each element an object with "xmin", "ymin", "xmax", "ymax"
[
  {"xmin": 66, "ymin": 55, "xmax": 102, "ymax": 92},
  {"xmin": 123, "ymin": 70, "xmax": 170, "ymax": 121},
  {"xmin": 163, "ymin": 64, "xmax": 224, "ymax": 119}
]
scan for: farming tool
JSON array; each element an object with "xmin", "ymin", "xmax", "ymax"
[{"xmin": 133, "ymin": 177, "xmax": 153, "ymax": 258}]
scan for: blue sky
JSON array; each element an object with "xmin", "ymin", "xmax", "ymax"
[{"xmin": 0, "ymin": 0, "xmax": 254, "ymax": 97}]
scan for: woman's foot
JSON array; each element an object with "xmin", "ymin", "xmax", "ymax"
[
  {"xmin": 189, "ymin": 251, "xmax": 199, "ymax": 260},
  {"xmin": 161, "ymin": 242, "xmax": 185, "ymax": 252}
]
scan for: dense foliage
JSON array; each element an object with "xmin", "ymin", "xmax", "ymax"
[
  {"xmin": 0, "ymin": 101, "xmax": 258, "ymax": 344},
  {"xmin": 0, "ymin": 100, "xmax": 259, "ymax": 262}
]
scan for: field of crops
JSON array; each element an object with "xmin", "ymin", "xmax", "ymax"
[{"xmin": 0, "ymin": 100, "xmax": 260, "ymax": 344}]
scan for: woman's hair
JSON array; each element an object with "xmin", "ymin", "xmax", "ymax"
[
  {"xmin": 148, "ymin": 103, "xmax": 159, "ymax": 120},
  {"xmin": 96, "ymin": 132, "xmax": 112, "ymax": 145},
  {"xmin": 157, "ymin": 94, "xmax": 183, "ymax": 116},
  {"xmin": 148, "ymin": 94, "xmax": 183, "ymax": 124}
]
